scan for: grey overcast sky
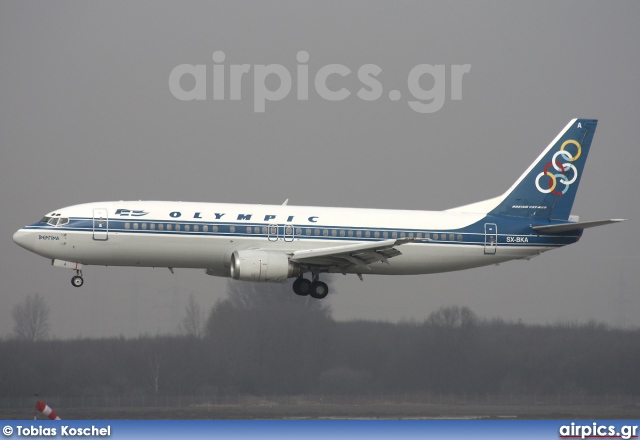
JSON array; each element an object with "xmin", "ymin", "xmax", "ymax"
[{"xmin": 1, "ymin": 1, "xmax": 638, "ymax": 338}]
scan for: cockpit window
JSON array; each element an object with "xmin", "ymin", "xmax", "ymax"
[
  {"xmin": 40, "ymin": 217, "xmax": 51, "ymax": 223},
  {"xmin": 45, "ymin": 217, "xmax": 69, "ymax": 227}
]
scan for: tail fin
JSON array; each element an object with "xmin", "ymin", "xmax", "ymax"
[{"xmin": 486, "ymin": 118, "xmax": 597, "ymax": 220}]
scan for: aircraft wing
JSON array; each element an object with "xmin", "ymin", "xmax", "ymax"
[
  {"xmin": 531, "ymin": 219, "xmax": 626, "ymax": 234},
  {"xmin": 290, "ymin": 238, "xmax": 413, "ymax": 271}
]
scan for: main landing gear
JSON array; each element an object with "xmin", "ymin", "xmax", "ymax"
[
  {"xmin": 71, "ymin": 270, "xmax": 84, "ymax": 288},
  {"xmin": 293, "ymin": 274, "xmax": 328, "ymax": 299}
]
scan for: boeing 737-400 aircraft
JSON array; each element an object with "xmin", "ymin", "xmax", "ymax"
[{"xmin": 14, "ymin": 119, "xmax": 624, "ymax": 299}]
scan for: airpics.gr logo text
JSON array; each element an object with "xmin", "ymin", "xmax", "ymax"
[{"xmin": 169, "ymin": 51, "xmax": 471, "ymax": 113}]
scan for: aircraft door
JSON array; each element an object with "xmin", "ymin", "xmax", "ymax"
[
  {"xmin": 93, "ymin": 208, "xmax": 109, "ymax": 241},
  {"xmin": 268, "ymin": 224, "xmax": 278, "ymax": 242},
  {"xmin": 484, "ymin": 223, "xmax": 497, "ymax": 254},
  {"xmin": 283, "ymin": 224, "xmax": 294, "ymax": 242}
]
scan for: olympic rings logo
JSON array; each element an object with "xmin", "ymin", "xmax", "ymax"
[{"xmin": 535, "ymin": 139, "xmax": 582, "ymax": 196}]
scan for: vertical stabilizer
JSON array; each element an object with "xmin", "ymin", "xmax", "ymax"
[{"xmin": 488, "ymin": 118, "xmax": 597, "ymax": 220}]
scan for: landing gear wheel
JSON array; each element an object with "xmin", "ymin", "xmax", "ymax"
[
  {"xmin": 309, "ymin": 281, "xmax": 329, "ymax": 299},
  {"xmin": 71, "ymin": 275, "xmax": 84, "ymax": 288},
  {"xmin": 293, "ymin": 277, "xmax": 312, "ymax": 296}
]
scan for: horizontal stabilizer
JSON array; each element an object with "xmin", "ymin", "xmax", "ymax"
[{"xmin": 531, "ymin": 219, "xmax": 626, "ymax": 234}]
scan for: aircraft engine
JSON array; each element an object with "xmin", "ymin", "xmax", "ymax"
[{"xmin": 230, "ymin": 250, "xmax": 301, "ymax": 282}]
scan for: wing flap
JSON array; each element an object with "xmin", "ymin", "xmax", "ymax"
[{"xmin": 291, "ymin": 239, "xmax": 412, "ymax": 270}]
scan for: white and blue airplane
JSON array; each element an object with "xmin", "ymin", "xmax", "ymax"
[{"xmin": 14, "ymin": 119, "xmax": 624, "ymax": 299}]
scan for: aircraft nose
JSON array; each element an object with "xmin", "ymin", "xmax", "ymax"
[{"xmin": 13, "ymin": 229, "xmax": 35, "ymax": 251}]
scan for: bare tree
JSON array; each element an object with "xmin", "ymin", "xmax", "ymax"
[
  {"xmin": 179, "ymin": 294, "xmax": 203, "ymax": 339},
  {"xmin": 12, "ymin": 294, "xmax": 50, "ymax": 341},
  {"xmin": 149, "ymin": 353, "xmax": 160, "ymax": 394},
  {"xmin": 426, "ymin": 305, "xmax": 478, "ymax": 329}
]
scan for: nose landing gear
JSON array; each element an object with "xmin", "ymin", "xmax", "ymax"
[{"xmin": 71, "ymin": 270, "xmax": 84, "ymax": 288}]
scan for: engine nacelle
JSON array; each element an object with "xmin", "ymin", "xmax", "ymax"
[{"xmin": 230, "ymin": 250, "xmax": 300, "ymax": 283}]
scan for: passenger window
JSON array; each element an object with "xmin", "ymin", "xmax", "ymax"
[
  {"xmin": 408, "ymin": 232, "xmax": 414, "ymax": 239},
  {"xmin": 296, "ymin": 228, "xmax": 302, "ymax": 235},
  {"xmin": 306, "ymin": 229, "xmax": 311, "ymax": 235},
  {"xmin": 365, "ymin": 231, "xmax": 370, "ymax": 238},
  {"xmin": 212, "ymin": 225, "xmax": 218, "ymax": 232},
  {"xmin": 167, "ymin": 224, "xmax": 172, "ymax": 231},
  {"xmin": 449, "ymin": 234, "xmax": 455, "ymax": 241},
  {"xmin": 133, "ymin": 223, "xmax": 138, "ymax": 230},
  {"xmin": 150, "ymin": 223, "xmax": 156, "ymax": 230},
  {"xmin": 340, "ymin": 230, "xmax": 345, "ymax": 237},
  {"xmin": 125, "ymin": 223, "xmax": 130, "ymax": 229},
  {"xmin": 194, "ymin": 225, "xmax": 199, "ymax": 232},
  {"xmin": 323, "ymin": 229, "xmax": 328, "ymax": 236},
  {"xmin": 175, "ymin": 224, "xmax": 181, "ymax": 231},
  {"xmin": 356, "ymin": 230, "xmax": 362, "ymax": 237},
  {"xmin": 246, "ymin": 226, "xmax": 252, "ymax": 234},
  {"xmin": 374, "ymin": 231, "xmax": 380, "ymax": 238},
  {"xmin": 392, "ymin": 232, "xmax": 398, "ymax": 239},
  {"xmin": 262, "ymin": 226, "xmax": 267, "ymax": 234},
  {"xmin": 383, "ymin": 231, "xmax": 388, "ymax": 238},
  {"xmin": 348, "ymin": 230, "xmax": 353, "ymax": 237},
  {"xmin": 416, "ymin": 232, "xmax": 422, "ymax": 239},
  {"xmin": 331, "ymin": 230, "xmax": 337, "ymax": 236},
  {"xmin": 142, "ymin": 223, "xmax": 147, "ymax": 230},
  {"xmin": 203, "ymin": 225, "xmax": 208, "ymax": 232},
  {"xmin": 457, "ymin": 234, "xmax": 463, "ymax": 241},
  {"xmin": 229, "ymin": 226, "xmax": 235, "ymax": 233},
  {"xmin": 158, "ymin": 223, "xmax": 164, "ymax": 230},
  {"xmin": 314, "ymin": 229, "xmax": 320, "ymax": 236},
  {"xmin": 185, "ymin": 225, "xmax": 190, "ymax": 232}
]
